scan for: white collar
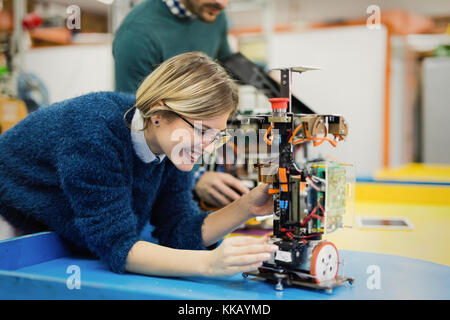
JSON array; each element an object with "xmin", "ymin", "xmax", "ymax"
[{"xmin": 130, "ymin": 108, "xmax": 166, "ymax": 164}]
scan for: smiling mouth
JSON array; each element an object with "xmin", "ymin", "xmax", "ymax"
[{"xmin": 183, "ymin": 148, "xmax": 202, "ymax": 163}]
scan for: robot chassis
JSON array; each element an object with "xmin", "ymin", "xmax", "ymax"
[{"xmin": 240, "ymin": 67, "xmax": 355, "ymax": 293}]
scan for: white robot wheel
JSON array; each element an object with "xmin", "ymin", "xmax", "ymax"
[{"xmin": 310, "ymin": 241, "xmax": 339, "ymax": 284}]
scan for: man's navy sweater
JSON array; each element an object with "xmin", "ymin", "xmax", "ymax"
[{"xmin": 0, "ymin": 92, "xmax": 212, "ymax": 273}]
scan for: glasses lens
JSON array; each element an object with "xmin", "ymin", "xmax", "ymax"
[
  {"xmin": 200, "ymin": 132, "xmax": 232, "ymax": 155},
  {"xmin": 213, "ymin": 133, "xmax": 231, "ymax": 149}
]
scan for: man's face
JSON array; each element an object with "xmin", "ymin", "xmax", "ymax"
[{"xmin": 183, "ymin": 0, "xmax": 231, "ymax": 23}]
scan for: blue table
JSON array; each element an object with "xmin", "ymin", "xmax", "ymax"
[{"xmin": 0, "ymin": 232, "xmax": 449, "ymax": 300}]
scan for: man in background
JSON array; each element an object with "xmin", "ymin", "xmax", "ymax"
[{"xmin": 113, "ymin": 0, "xmax": 249, "ymax": 208}]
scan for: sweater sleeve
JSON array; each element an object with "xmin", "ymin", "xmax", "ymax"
[
  {"xmin": 150, "ymin": 165, "xmax": 217, "ymax": 251},
  {"xmin": 56, "ymin": 125, "xmax": 139, "ymax": 273}
]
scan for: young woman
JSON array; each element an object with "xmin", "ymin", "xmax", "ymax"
[{"xmin": 0, "ymin": 52, "xmax": 278, "ymax": 277}]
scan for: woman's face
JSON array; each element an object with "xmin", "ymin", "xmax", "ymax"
[{"xmin": 145, "ymin": 111, "xmax": 230, "ymax": 172}]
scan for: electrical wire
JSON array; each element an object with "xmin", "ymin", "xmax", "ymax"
[
  {"xmin": 292, "ymin": 125, "xmax": 338, "ymax": 147},
  {"xmin": 288, "ymin": 122, "xmax": 303, "ymax": 143},
  {"xmin": 301, "ymin": 198, "xmax": 326, "ymax": 228},
  {"xmin": 306, "ymin": 176, "xmax": 320, "ymax": 191},
  {"xmin": 300, "ymin": 233, "xmax": 322, "ymax": 239},
  {"xmin": 293, "ymin": 162, "xmax": 302, "ymax": 173},
  {"xmin": 311, "ymin": 175, "xmax": 326, "ymax": 184},
  {"xmin": 300, "ymin": 206, "xmax": 317, "ymax": 227},
  {"xmin": 317, "ymin": 201, "xmax": 325, "ymax": 214},
  {"xmin": 263, "ymin": 124, "xmax": 273, "ymax": 146},
  {"xmin": 264, "ymin": 121, "xmax": 339, "ymax": 149}
]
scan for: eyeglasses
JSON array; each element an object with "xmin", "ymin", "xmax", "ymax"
[{"xmin": 175, "ymin": 113, "xmax": 231, "ymax": 149}]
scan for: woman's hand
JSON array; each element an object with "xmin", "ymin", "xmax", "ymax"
[
  {"xmin": 240, "ymin": 183, "xmax": 274, "ymax": 218},
  {"xmin": 199, "ymin": 183, "xmax": 274, "ymax": 249},
  {"xmin": 205, "ymin": 236, "xmax": 278, "ymax": 277},
  {"xmin": 195, "ymin": 172, "xmax": 250, "ymax": 208}
]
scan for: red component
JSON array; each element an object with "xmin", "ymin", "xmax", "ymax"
[
  {"xmin": 300, "ymin": 233, "xmax": 322, "ymax": 240},
  {"xmin": 300, "ymin": 206, "xmax": 318, "ymax": 227},
  {"xmin": 286, "ymin": 232, "xmax": 294, "ymax": 239},
  {"xmin": 311, "ymin": 212, "xmax": 323, "ymax": 222},
  {"xmin": 269, "ymin": 97, "xmax": 289, "ymax": 110},
  {"xmin": 280, "ymin": 228, "xmax": 295, "ymax": 232},
  {"xmin": 22, "ymin": 12, "xmax": 43, "ymax": 30},
  {"xmin": 317, "ymin": 201, "xmax": 325, "ymax": 214}
]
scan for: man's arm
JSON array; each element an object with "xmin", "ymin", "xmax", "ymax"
[{"xmin": 194, "ymin": 171, "xmax": 249, "ymax": 208}]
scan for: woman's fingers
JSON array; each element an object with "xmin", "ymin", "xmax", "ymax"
[
  {"xmin": 248, "ymin": 183, "xmax": 268, "ymax": 197},
  {"xmin": 231, "ymin": 243, "xmax": 278, "ymax": 256},
  {"xmin": 221, "ymin": 236, "xmax": 277, "ymax": 267},
  {"xmin": 225, "ymin": 235, "xmax": 268, "ymax": 247},
  {"xmin": 211, "ymin": 236, "xmax": 278, "ymax": 277},
  {"xmin": 246, "ymin": 184, "xmax": 274, "ymax": 216},
  {"xmin": 225, "ymin": 252, "xmax": 272, "ymax": 266}
]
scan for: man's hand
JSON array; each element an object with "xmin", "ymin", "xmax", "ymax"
[{"xmin": 195, "ymin": 172, "xmax": 250, "ymax": 208}]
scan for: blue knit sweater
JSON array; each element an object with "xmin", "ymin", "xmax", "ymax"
[{"xmin": 0, "ymin": 92, "xmax": 213, "ymax": 273}]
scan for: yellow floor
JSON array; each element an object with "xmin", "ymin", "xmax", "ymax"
[
  {"xmin": 344, "ymin": 165, "xmax": 450, "ymax": 266},
  {"xmin": 355, "ymin": 183, "xmax": 450, "ymax": 206},
  {"xmin": 326, "ymin": 201, "xmax": 450, "ymax": 266},
  {"xmin": 339, "ymin": 163, "xmax": 450, "ymax": 265},
  {"xmin": 375, "ymin": 163, "xmax": 450, "ymax": 183}
]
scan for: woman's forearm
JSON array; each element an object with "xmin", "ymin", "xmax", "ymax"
[
  {"xmin": 125, "ymin": 184, "xmax": 274, "ymax": 278},
  {"xmin": 201, "ymin": 197, "xmax": 252, "ymax": 247},
  {"xmin": 125, "ymin": 240, "xmax": 211, "ymax": 277}
]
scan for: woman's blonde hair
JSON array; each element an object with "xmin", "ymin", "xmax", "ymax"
[{"xmin": 125, "ymin": 51, "xmax": 238, "ymax": 129}]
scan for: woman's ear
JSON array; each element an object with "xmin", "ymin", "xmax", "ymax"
[
  {"xmin": 151, "ymin": 101, "xmax": 166, "ymax": 126},
  {"xmin": 150, "ymin": 115, "xmax": 161, "ymax": 126}
]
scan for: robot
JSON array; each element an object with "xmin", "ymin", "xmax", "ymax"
[{"xmin": 239, "ymin": 67, "xmax": 355, "ymax": 293}]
